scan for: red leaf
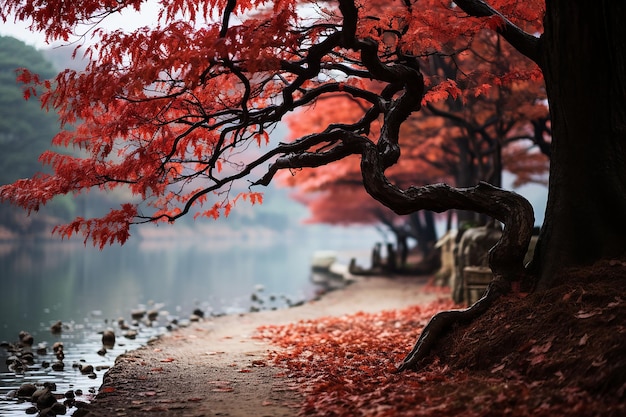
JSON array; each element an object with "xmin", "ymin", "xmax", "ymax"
[
  {"xmin": 579, "ymin": 333, "xmax": 589, "ymax": 346},
  {"xmin": 575, "ymin": 310, "xmax": 601, "ymax": 319},
  {"xmin": 211, "ymin": 387, "xmax": 234, "ymax": 392},
  {"xmin": 529, "ymin": 340, "xmax": 552, "ymax": 354}
]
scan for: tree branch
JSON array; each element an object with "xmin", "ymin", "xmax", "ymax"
[
  {"xmin": 219, "ymin": 0, "xmax": 237, "ymax": 38},
  {"xmin": 453, "ymin": 0, "xmax": 541, "ymax": 64},
  {"xmin": 253, "ymin": 130, "xmax": 367, "ymax": 187},
  {"xmin": 255, "ymin": 127, "xmax": 534, "ymax": 283},
  {"xmin": 359, "ymin": 138, "xmax": 534, "ymax": 282}
]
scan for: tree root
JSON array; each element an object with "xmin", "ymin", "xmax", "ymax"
[{"xmin": 396, "ymin": 278, "xmax": 510, "ymax": 372}]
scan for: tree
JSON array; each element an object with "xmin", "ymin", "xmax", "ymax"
[
  {"xmin": 0, "ymin": 36, "xmax": 58, "ymax": 185},
  {"xmin": 279, "ymin": 27, "xmax": 549, "ymax": 257},
  {"xmin": 0, "ymin": 36, "xmax": 78, "ymax": 233},
  {"xmin": 280, "ymin": 89, "xmax": 449, "ymax": 271},
  {"xmin": 1, "ymin": 0, "xmax": 624, "ymax": 370}
]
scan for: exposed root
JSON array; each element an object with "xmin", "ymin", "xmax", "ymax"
[{"xmin": 396, "ymin": 278, "xmax": 510, "ymax": 372}]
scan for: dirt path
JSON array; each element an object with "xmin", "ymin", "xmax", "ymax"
[{"xmin": 74, "ymin": 275, "xmax": 440, "ymax": 417}]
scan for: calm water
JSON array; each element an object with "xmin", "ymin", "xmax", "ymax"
[{"xmin": 0, "ymin": 224, "xmax": 379, "ymax": 415}]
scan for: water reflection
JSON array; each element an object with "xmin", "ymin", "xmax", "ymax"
[
  {"xmin": 1, "ymin": 227, "xmax": 372, "ymax": 339},
  {"xmin": 0, "ymin": 224, "xmax": 377, "ymax": 415}
]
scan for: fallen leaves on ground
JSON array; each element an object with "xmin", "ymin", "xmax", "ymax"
[
  {"xmin": 187, "ymin": 397, "xmax": 203, "ymax": 402},
  {"xmin": 257, "ymin": 267, "xmax": 626, "ymax": 416}
]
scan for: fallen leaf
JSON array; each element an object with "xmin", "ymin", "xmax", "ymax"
[
  {"xmin": 592, "ymin": 357, "xmax": 607, "ymax": 367},
  {"xmin": 490, "ymin": 363, "xmax": 505, "ymax": 373},
  {"xmin": 530, "ymin": 339, "xmax": 552, "ymax": 354},
  {"xmin": 575, "ymin": 310, "xmax": 601, "ymax": 319},
  {"xmin": 530, "ymin": 353, "xmax": 546, "ymax": 366},
  {"xmin": 607, "ymin": 297, "xmax": 623, "ymax": 308},
  {"xmin": 211, "ymin": 387, "xmax": 234, "ymax": 392},
  {"xmin": 140, "ymin": 406, "xmax": 168, "ymax": 412},
  {"xmin": 518, "ymin": 339, "xmax": 536, "ymax": 352}
]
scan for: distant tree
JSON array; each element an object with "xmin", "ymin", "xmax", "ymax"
[
  {"xmin": 0, "ymin": 36, "xmax": 76, "ymax": 232},
  {"xmin": 1, "ymin": 0, "xmax": 624, "ymax": 370},
  {"xmin": 417, "ymin": 31, "xmax": 550, "ymax": 216},
  {"xmin": 0, "ymin": 36, "xmax": 58, "ymax": 184}
]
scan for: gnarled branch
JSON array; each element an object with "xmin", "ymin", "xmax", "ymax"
[{"xmin": 453, "ymin": 0, "xmax": 541, "ymax": 64}]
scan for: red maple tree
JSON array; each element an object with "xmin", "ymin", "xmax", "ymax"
[
  {"xmin": 1, "ymin": 0, "xmax": 625, "ymax": 372},
  {"xmin": 280, "ymin": 24, "xmax": 550, "ymax": 258}
]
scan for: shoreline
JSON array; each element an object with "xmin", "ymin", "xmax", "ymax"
[{"xmin": 75, "ymin": 274, "xmax": 441, "ymax": 417}]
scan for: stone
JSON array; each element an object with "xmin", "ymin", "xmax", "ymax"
[
  {"xmin": 50, "ymin": 320, "xmax": 63, "ymax": 334},
  {"xmin": 102, "ymin": 329, "xmax": 116, "ymax": 347},
  {"xmin": 18, "ymin": 331, "xmax": 34, "ymax": 346},
  {"xmin": 17, "ymin": 383, "xmax": 37, "ymax": 398},
  {"xmin": 33, "ymin": 387, "xmax": 57, "ymax": 409},
  {"xmin": 51, "ymin": 361, "xmax": 65, "ymax": 371}
]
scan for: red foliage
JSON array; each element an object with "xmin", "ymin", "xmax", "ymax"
[
  {"xmin": 0, "ymin": 0, "xmax": 548, "ymax": 246},
  {"xmin": 279, "ymin": 6, "xmax": 548, "ymax": 227},
  {"xmin": 257, "ymin": 285, "xmax": 626, "ymax": 416},
  {"xmin": 52, "ymin": 203, "xmax": 136, "ymax": 248}
]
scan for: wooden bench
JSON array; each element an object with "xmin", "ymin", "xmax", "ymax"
[{"xmin": 463, "ymin": 266, "xmax": 493, "ymax": 304}]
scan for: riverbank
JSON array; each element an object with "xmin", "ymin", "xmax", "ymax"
[
  {"xmin": 67, "ymin": 262, "xmax": 626, "ymax": 417},
  {"xmin": 73, "ymin": 275, "xmax": 441, "ymax": 417}
]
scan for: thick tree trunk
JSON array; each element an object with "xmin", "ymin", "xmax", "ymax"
[{"xmin": 532, "ymin": 1, "xmax": 626, "ymax": 289}]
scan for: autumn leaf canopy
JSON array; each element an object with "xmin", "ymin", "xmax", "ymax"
[{"xmin": 0, "ymin": 0, "xmax": 545, "ymax": 247}]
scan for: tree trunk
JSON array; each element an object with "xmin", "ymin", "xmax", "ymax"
[
  {"xmin": 532, "ymin": 1, "xmax": 626, "ymax": 289},
  {"xmin": 455, "ymin": 137, "xmax": 481, "ymax": 226},
  {"xmin": 410, "ymin": 210, "xmax": 438, "ymax": 258}
]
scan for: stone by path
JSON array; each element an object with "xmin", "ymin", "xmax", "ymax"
[{"xmin": 75, "ymin": 275, "xmax": 440, "ymax": 417}]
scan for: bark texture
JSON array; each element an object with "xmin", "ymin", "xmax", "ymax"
[{"xmin": 532, "ymin": 1, "xmax": 626, "ymax": 289}]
